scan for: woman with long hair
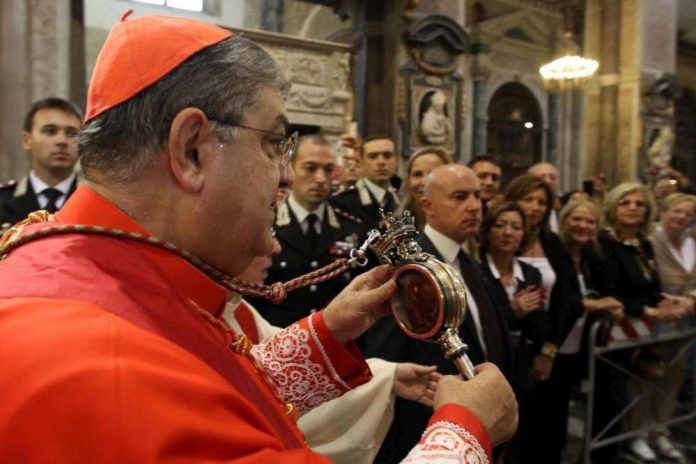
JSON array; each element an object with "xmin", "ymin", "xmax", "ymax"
[
  {"xmin": 593, "ymin": 183, "xmax": 690, "ymax": 462},
  {"xmin": 503, "ymin": 174, "xmax": 583, "ymax": 462},
  {"xmin": 556, "ymin": 199, "xmax": 624, "ymax": 461},
  {"xmin": 634, "ymin": 192, "xmax": 695, "ymax": 461},
  {"xmin": 396, "ymin": 147, "xmax": 452, "ymax": 231},
  {"xmin": 478, "ymin": 201, "xmax": 545, "ymax": 463},
  {"xmin": 559, "ymin": 199, "xmax": 625, "ymax": 344}
]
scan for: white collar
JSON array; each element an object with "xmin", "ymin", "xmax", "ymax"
[
  {"xmin": 655, "ymin": 224, "xmax": 692, "ymax": 245},
  {"xmin": 486, "ymin": 254, "xmax": 525, "ymax": 282},
  {"xmin": 423, "ymin": 224, "xmax": 464, "ymax": 264},
  {"xmin": 29, "ymin": 171, "xmax": 75, "ymax": 195},
  {"xmin": 363, "ymin": 177, "xmax": 388, "ymax": 203},
  {"xmin": 288, "ymin": 194, "xmax": 325, "ymax": 224}
]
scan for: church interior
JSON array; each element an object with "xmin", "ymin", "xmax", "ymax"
[
  {"xmin": 2, "ymin": 0, "xmax": 696, "ymax": 191},
  {"xmin": 1, "ymin": 1, "xmax": 696, "ymax": 463}
]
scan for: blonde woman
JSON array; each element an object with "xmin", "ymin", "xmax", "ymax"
[
  {"xmin": 396, "ymin": 147, "xmax": 452, "ymax": 231},
  {"xmin": 503, "ymin": 174, "xmax": 584, "ymax": 463},
  {"xmin": 637, "ymin": 193, "xmax": 696, "ymax": 461},
  {"xmin": 594, "ymin": 183, "xmax": 689, "ymax": 462},
  {"xmin": 556, "ymin": 199, "xmax": 624, "ymax": 462}
]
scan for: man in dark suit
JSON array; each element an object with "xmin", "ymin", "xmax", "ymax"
[
  {"xmin": 468, "ymin": 155, "xmax": 502, "ymax": 215},
  {"xmin": 251, "ymin": 135, "xmax": 366, "ymax": 328},
  {"xmin": 364, "ymin": 164, "xmax": 512, "ymax": 463},
  {"xmin": 0, "ymin": 98, "xmax": 82, "ymax": 231},
  {"xmin": 330, "ymin": 135, "xmax": 400, "ymax": 230}
]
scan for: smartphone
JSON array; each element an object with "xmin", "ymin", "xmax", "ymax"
[{"xmin": 582, "ymin": 180, "xmax": 594, "ymax": 196}]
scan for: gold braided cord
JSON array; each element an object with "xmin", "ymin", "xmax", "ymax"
[
  {"xmin": 189, "ymin": 298, "xmax": 297, "ymax": 422},
  {"xmin": 0, "ymin": 213, "xmax": 355, "ymax": 304}
]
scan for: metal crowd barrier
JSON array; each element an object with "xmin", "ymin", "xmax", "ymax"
[{"xmin": 582, "ymin": 320, "xmax": 696, "ymax": 463}]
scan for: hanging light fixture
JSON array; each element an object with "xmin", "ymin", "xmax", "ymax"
[
  {"xmin": 540, "ymin": 55, "xmax": 598, "ymax": 80},
  {"xmin": 539, "ymin": 0, "xmax": 598, "ymax": 89}
]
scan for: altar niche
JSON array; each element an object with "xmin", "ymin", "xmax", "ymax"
[{"xmin": 399, "ymin": 14, "xmax": 470, "ymax": 161}]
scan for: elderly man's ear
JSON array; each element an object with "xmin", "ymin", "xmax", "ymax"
[
  {"xmin": 421, "ymin": 196, "xmax": 432, "ymax": 215},
  {"xmin": 168, "ymin": 108, "xmax": 210, "ymax": 193}
]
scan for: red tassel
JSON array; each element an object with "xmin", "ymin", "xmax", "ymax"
[{"xmin": 121, "ymin": 9, "xmax": 134, "ymax": 22}]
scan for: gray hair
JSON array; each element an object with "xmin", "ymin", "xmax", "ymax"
[
  {"xmin": 600, "ymin": 182, "xmax": 657, "ymax": 236},
  {"xmin": 78, "ymin": 35, "xmax": 289, "ymax": 184}
]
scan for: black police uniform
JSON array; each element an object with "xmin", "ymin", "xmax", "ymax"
[
  {"xmin": 329, "ymin": 178, "xmax": 400, "ymax": 231},
  {"xmin": 0, "ymin": 176, "xmax": 78, "ymax": 232},
  {"xmin": 251, "ymin": 199, "xmax": 367, "ymax": 328}
]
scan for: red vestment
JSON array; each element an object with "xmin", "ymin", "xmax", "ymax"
[{"xmin": 0, "ymin": 186, "xmax": 491, "ymax": 463}]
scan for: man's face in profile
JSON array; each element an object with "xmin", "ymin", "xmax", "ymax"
[{"xmin": 205, "ymin": 85, "xmax": 291, "ymax": 275}]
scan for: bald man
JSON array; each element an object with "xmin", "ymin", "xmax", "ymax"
[
  {"xmin": 364, "ymin": 164, "xmax": 512, "ymax": 463},
  {"xmin": 528, "ymin": 162, "xmax": 560, "ymax": 232}
]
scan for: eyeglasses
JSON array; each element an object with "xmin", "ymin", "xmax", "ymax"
[
  {"xmin": 617, "ymin": 199, "xmax": 647, "ymax": 208},
  {"xmin": 208, "ymin": 118, "xmax": 298, "ymax": 167}
]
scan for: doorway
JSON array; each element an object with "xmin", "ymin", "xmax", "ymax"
[{"xmin": 487, "ymin": 82, "xmax": 543, "ymax": 182}]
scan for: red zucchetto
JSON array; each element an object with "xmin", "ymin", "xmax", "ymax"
[{"xmin": 84, "ymin": 12, "xmax": 233, "ymax": 123}]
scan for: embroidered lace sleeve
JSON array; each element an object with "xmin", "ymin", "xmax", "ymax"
[
  {"xmin": 250, "ymin": 311, "xmax": 372, "ymax": 416},
  {"xmin": 402, "ymin": 404, "xmax": 492, "ymax": 463}
]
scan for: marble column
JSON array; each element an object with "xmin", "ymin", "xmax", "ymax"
[
  {"xmin": 0, "ymin": 0, "xmax": 31, "ymax": 180},
  {"xmin": 546, "ymin": 91, "xmax": 560, "ymax": 166},
  {"xmin": 351, "ymin": 3, "xmax": 387, "ymax": 136},
  {"xmin": 471, "ymin": 76, "xmax": 487, "ymax": 156},
  {"xmin": 583, "ymin": 0, "xmax": 678, "ymax": 185},
  {"xmin": 0, "ymin": 0, "xmax": 85, "ymax": 181}
]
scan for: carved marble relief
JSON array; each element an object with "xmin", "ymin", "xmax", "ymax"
[
  {"xmin": 239, "ymin": 29, "xmax": 352, "ymax": 134},
  {"xmin": 400, "ymin": 14, "xmax": 470, "ymax": 160}
]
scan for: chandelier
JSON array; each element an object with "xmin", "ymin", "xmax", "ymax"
[
  {"xmin": 540, "ymin": 1, "xmax": 599, "ymax": 89},
  {"xmin": 540, "ymin": 55, "xmax": 598, "ymax": 82}
]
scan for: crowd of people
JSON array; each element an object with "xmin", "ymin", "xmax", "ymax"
[
  {"xmin": 0, "ymin": 14, "xmax": 518, "ymax": 464},
  {"xmin": 247, "ymin": 131, "xmax": 696, "ymax": 463},
  {"xmin": 0, "ymin": 12, "xmax": 695, "ymax": 464}
]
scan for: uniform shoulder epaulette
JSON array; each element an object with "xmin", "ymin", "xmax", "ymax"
[
  {"xmin": 331, "ymin": 185, "xmax": 356, "ymax": 197},
  {"xmin": 274, "ymin": 201, "xmax": 291, "ymax": 227},
  {"xmin": 332, "ymin": 206, "xmax": 363, "ymax": 225},
  {"xmin": 0, "ymin": 180, "xmax": 17, "ymax": 191}
]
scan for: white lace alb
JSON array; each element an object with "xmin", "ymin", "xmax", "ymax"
[
  {"xmin": 402, "ymin": 420, "xmax": 489, "ymax": 463},
  {"xmin": 250, "ymin": 314, "xmax": 344, "ymax": 416}
]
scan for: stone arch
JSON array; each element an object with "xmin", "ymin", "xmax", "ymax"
[
  {"xmin": 486, "ymin": 81, "xmax": 544, "ymax": 180},
  {"xmin": 486, "ymin": 77, "xmax": 548, "ymax": 126},
  {"xmin": 297, "ymin": 5, "xmax": 347, "ymax": 42}
]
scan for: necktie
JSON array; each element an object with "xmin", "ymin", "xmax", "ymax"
[
  {"xmin": 42, "ymin": 188, "xmax": 62, "ymax": 213},
  {"xmin": 305, "ymin": 213, "xmax": 319, "ymax": 251},
  {"xmin": 458, "ymin": 250, "xmax": 507, "ymax": 366},
  {"xmin": 382, "ymin": 191, "xmax": 396, "ymax": 213}
]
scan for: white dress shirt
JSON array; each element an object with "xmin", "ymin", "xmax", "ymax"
[
  {"xmin": 288, "ymin": 194, "xmax": 325, "ymax": 234},
  {"xmin": 29, "ymin": 171, "xmax": 76, "ymax": 210},
  {"xmin": 486, "ymin": 254, "xmax": 525, "ymax": 301},
  {"xmin": 517, "ymin": 256, "xmax": 556, "ymax": 311},
  {"xmin": 423, "ymin": 224, "xmax": 487, "ymax": 355}
]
